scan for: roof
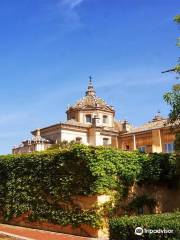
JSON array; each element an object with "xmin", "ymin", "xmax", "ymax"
[
  {"xmin": 63, "ymin": 119, "xmax": 89, "ymax": 128},
  {"xmin": 124, "ymin": 114, "xmax": 168, "ymax": 134},
  {"xmin": 67, "ymin": 79, "xmax": 115, "ymax": 112}
]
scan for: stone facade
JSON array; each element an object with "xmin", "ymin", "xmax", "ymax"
[{"xmin": 12, "ymin": 80, "xmax": 175, "ymax": 154}]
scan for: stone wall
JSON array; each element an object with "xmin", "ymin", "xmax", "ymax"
[
  {"xmin": 117, "ymin": 184, "xmax": 180, "ymax": 215},
  {"xmin": 132, "ymin": 184, "xmax": 180, "ymax": 213},
  {"xmin": 1, "ymin": 187, "xmax": 179, "ymax": 238}
]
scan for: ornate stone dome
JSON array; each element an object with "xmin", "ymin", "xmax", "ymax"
[{"xmin": 69, "ymin": 79, "xmax": 114, "ymax": 112}]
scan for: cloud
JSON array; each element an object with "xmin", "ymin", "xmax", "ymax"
[
  {"xmin": 28, "ymin": 0, "xmax": 86, "ymax": 31},
  {"xmin": 56, "ymin": 0, "xmax": 85, "ymax": 28},
  {"xmin": 61, "ymin": 0, "xmax": 84, "ymax": 9}
]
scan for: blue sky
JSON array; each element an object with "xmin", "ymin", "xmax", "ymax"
[{"xmin": 0, "ymin": 0, "xmax": 179, "ymax": 154}]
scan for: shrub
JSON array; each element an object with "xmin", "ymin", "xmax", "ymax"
[{"xmin": 109, "ymin": 212, "xmax": 180, "ymax": 240}]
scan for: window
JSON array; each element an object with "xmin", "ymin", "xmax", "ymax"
[
  {"xmin": 103, "ymin": 138, "xmax": 109, "ymax": 146},
  {"xmin": 138, "ymin": 146, "xmax": 146, "ymax": 153},
  {"xmin": 103, "ymin": 115, "xmax": 108, "ymax": 124},
  {"xmin": 86, "ymin": 114, "xmax": 92, "ymax": 123},
  {"xmin": 165, "ymin": 143, "xmax": 174, "ymax": 153},
  {"xmin": 76, "ymin": 137, "xmax": 82, "ymax": 144}
]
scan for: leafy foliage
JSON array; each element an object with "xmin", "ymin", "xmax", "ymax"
[
  {"xmin": 163, "ymin": 15, "xmax": 180, "ymax": 176},
  {"xmin": 0, "ymin": 145, "xmax": 178, "ymax": 227},
  {"xmin": 174, "ymin": 15, "xmax": 180, "ymax": 23},
  {"xmin": 139, "ymin": 153, "xmax": 178, "ymax": 185},
  {"xmin": 174, "ymin": 15, "xmax": 180, "ymax": 47},
  {"xmin": 163, "ymin": 15, "xmax": 180, "ymax": 127},
  {"xmin": 46, "ymin": 140, "xmax": 76, "ymax": 151},
  {"xmin": 109, "ymin": 212, "xmax": 180, "ymax": 240},
  {"xmin": 163, "ymin": 84, "xmax": 180, "ymax": 127}
]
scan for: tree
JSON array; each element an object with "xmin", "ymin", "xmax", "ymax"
[
  {"xmin": 174, "ymin": 15, "xmax": 180, "ymax": 73},
  {"xmin": 162, "ymin": 15, "xmax": 180, "ymax": 73},
  {"xmin": 163, "ymin": 15, "xmax": 180, "ymax": 160},
  {"xmin": 164, "ymin": 84, "xmax": 180, "ymax": 154},
  {"xmin": 163, "ymin": 84, "xmax": 180, "ymax": 126},
  {"xmin": 163, "ymin": 14, "xmax": 180, "ymax": 126}
]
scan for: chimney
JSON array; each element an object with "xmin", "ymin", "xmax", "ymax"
[
  {"xmin": 35, "ymin": 128, "xmax": 41, "ymax": 141},
  {"xmin": 92, "ymin": 116, "xmax": 100, "ymax": 127}
]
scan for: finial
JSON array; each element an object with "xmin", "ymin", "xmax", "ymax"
[
  {"xmin": 152, "ymin": 110, "xmax": 163, "ymax": 122},
  {"xmin": 89, "ymin": 75, "xmax": 93, "ymax": 85},
  {"xmin": 86, "ymin": 75, "xmax": 96, "ymax": 96}
]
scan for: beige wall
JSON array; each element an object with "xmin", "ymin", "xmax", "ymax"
[
  {"xmin": 99, "ymin": 134, "xmax": 112, "ymax": 146},
  {"xmin": 35, "ymin": 143, "xmax": 46, "ymax": 151},
  {"xmin": 12, "ymin": 142, "xmax": 51, "ymax": 154},
  {"xmin": 111, "ymin": 136, "xmax": 118, "ymax": 148},
  {"xmin": 98, "ymin": 111, "xmax": 114, "ymax": 128},
  {"xmin": 116, "ymin": 184, "xmax": 180, "ymax": 216},
  {"xmin": 70, "ymin": 109, "xmax": 114, "ymax": 128},
  {"xmin": 130, "ymin": 184, "xmax": 180, "ymax": 214},
  {"xmin": 13, "ymin": 144, "xmax": 35, "ymax": 154},
  {"xmin": 161, "ymin": 128, "xmax": 175, "ymax": 152},
  {"xmin": 88, "ymin": 128, "xmax": 112, "ymax": 146},
  {"xmin": 152, "ymin": 129, "xmax": 162, "ymax": 153},
  {"xmin": 61, "ymin": 129, "xmax": 88, "ymax": 144},
  {"xmin": 41, "ymin": 130, "xmax": 61, "ymax": 143},
  {"xmin": 119, "ymin": 128, "xmax": 175, "ymax": 153},
  {"xmin": 118, "ymin": 136, "xmax": 134, "ymax": 151}
]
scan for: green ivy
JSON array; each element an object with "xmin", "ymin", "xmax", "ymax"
[
  {"xmin": 138, "ymin": 153, "xmax": 178, "ymax": 186},
  {"xmin": 0, "ymin": 144, "xmax": 178, "ymax": 227}
]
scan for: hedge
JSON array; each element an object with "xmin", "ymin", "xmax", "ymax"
[
  {"xmin": 0, "ymin": 144, "xmax": 178, "ymax": 227},
  {"xmin": 109, "ymin": 212, "xmax": 180, "ymax": 240}
]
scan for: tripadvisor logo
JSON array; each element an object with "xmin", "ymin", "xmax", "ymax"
[
  {"xmin": 135, "ymin": 227, "xmax": 174, "ymax": 235},
  {"xmin": 135, "ymin": 227, "xmax": 143, "ymax": 235}
]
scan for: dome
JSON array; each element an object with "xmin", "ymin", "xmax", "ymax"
[
  {"xmin": 68, "ymin": 79, "xmax": 114, "ymax": 112},
  {"xmin": 74, "ymin": 95, "xmax": 113, "ymax": 110}
]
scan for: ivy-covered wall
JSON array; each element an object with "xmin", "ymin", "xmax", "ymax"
[{"xmin": 0, "ymin": 144, "xmax": 178, "ymax": 229}]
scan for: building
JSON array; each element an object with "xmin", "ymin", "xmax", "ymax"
[{"xmin": 12, "ymin": 79, "xmax": 175, "ymax": 154}]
